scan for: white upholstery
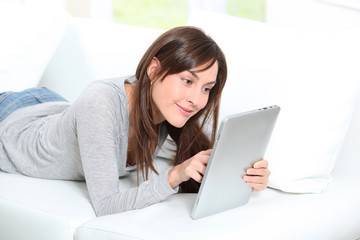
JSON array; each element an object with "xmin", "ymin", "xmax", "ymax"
[
  {"xmin": 39, "ymin": 17, "xmax": 164, "ymax": 103},
  {"xmin": 0, "ymin": 172, "xmax": 95, "ymax": 240},
  {"xmin": 336, "ymin": 99, "xmax": 360, "ymax": 174},
  {"xmin": 186, "ymin": 9, "xmax": 360, "ymax": 194},
  {"xmin": 75, "ymin": 170, "xmax": 360, "ymax": 240},
  {"xmin": 0, "ymin": 1, "xmax": 67, "ymax": 92},
  {"xmin": 1, "ymin": 11, "xmax": 360, "ymax": 240}
]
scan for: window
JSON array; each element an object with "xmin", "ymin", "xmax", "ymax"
[
  {"xmin": 227, "ymin": 0, "xmax": 265, "ymax": 22},
  {"xmin": 113, "ymin": 0, "xmax": 188, "ymax": 29},
  {"xmin": 113, "ymin": 0, "xmax": 265, "ymax": 29}
]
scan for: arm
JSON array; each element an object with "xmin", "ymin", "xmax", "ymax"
[{"xmin": 74, "ymin": 81, "xmax": 176, "ymax": 216}]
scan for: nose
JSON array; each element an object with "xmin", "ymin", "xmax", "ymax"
[{"xmin": 186, "ymin": 87, "xmax": 207, "ymax": 109}]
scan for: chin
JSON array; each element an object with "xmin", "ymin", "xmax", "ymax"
[
  {"xmin": 167, "ymin": 118, "xmax": 188, "ymax": 128},
  {"xmin": 169, "ymin": 122, "xmax": 186, "ymax": 129}
]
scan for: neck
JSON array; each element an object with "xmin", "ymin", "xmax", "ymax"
[{"xmin": 125, "ymin": 82, "xmax": 136, "ymax": 138}]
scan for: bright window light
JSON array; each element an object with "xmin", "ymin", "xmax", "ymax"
[{"xmin": 113, "ymin": 0, "xmax": 265, "ymax": 29}]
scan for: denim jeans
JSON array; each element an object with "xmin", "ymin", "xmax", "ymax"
[{"xmin": 0, "ymin": 87, "xmax": 68, "ymax": 122}]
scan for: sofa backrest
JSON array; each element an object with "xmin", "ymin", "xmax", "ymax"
[
  {"xmin": 39, "ymin": 16, "xmax": 360, "ymax": 182},
  {"xmin": 39, "ymin": 17, "xmax": 164, "ymax": 103}
]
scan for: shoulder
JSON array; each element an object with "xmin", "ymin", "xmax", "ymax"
[
  {"xmin": 85, "ymin": 76, "xmax": 131, "ymax": 96},
  {"xmin": 76, "ymin": 76, "xmax": 135, "ymax": 105},
  {"xmin": 71, "ymin": 76, "xmax": 135, "ymax": 120}
]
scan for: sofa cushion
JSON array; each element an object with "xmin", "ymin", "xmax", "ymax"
[
  {"xmin": 0, "ymin": 2, "xmax": 67, "ymax": 92},
  {"xmin": 0, "ymin": 171, "xmax": 95, "ymax": 240},
  {"xmin": 0, "ymin": 156, "xmax": 171, "ymax": 240},
  {"xmin": 74, "ymin": 170, "xmax": 360, "ymax": 240},
  {"xmin": 187, "ymin": 9, "xmax": 360, "ymax": 193}
]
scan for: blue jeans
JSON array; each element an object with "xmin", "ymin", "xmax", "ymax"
[{"xmin": 0, "ymin": 87, "xmax": 68, "ymax": 123}]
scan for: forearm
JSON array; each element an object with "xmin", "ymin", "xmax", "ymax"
[{"xmin": 92, "ymin": 169, "xmax": 178, "ymax": 216}]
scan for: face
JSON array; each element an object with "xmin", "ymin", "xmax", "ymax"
[{"xmin": 149, "ymin": 60, "xmax": 218, "ymax": 128}]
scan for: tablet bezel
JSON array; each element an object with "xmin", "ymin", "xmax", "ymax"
[{"xmin": 191, "ymin": 105, "xmax": 280, "ymax": 220}]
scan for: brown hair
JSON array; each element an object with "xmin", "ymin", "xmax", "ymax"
[{"xmin": 132, "ymin": 26, "xmax": 227, "ymax": 192}]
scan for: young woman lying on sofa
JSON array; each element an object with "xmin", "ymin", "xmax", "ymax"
[{"xmin": 0, "ymin": 26, "xmax": 270, "ymax": 216}]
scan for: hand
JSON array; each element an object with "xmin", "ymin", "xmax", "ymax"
[
  {"xmin": 168, "ymin": 149, "xmax": 212, "ymax": 189},
  {"xmin": 243, "ymin": 159, "xmax": 271, "ymax": 191}
]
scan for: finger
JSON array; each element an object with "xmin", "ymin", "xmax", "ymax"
[
  {"xmin": 193, "ymin": 160, "xmax": 207, "ymax": 175},
  {"xmin": 184, "ymin": 158, "xmax": 207, "ymax": 178},
  {"xmin": 246, "ymin": 168, "xmax": 270, "ymax": 177},
  {"xmin": 188, "ymin": 167, "xmax": 205, "ymax": 183},
  {"xmin": 243, "ymin": 175, "xmax": 269, "ymax": 185},
  {"xmin": 184, "ymin": 165, "xmax": 203, "ymax": 183},
  {"xmin": 191, "ymin": 172, "xmax": 203, "ymax": 183},
  {"xmin": 247, "ymin": 182, "xmax": 267, "ymax": 191},
  {"xmin": 196, "ymin": 151, "xmax": 212, "ymax": 164},
  {"xmin": 253, "ymin": 159, "xmax": 268, "ymax": 169},
  {"xmin": 201, "ymin": 149, "xmax": 212, "ymax": 156}
]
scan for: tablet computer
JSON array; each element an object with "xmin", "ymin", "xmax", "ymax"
[{"xmin": 191, "ymin": 105, "xmax": 280, "ymax": 220}]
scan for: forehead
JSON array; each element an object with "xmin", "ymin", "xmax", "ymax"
[
  {"xmin": 191, "ymin": 60, "xmax": 218, "ymax": 72},
  {"xmin": 189, "ymin": 61, "xmax": 218, "ymax": 82}
]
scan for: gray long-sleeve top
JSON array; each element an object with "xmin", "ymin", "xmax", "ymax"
[{"xmin": 0, "ymin": 76, "xmax": 177, "ymax": 216}]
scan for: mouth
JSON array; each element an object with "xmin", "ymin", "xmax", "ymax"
[{"xmin": 176, "ymin": 104, "xmax": 193, "ymax": 117}]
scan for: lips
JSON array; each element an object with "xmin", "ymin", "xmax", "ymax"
[{"xmin": 176, "ymin": 104, "xmax": 193, "ymax": 117}]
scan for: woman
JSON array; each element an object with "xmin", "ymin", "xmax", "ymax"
[{"xmin": 0, "ymin": 26, "xmax": 270, "ymax": 216}]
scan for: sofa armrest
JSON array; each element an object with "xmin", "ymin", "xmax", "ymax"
[{"xmin": 0, "ymin": 171, "xmax": 96, "ymax": 240}]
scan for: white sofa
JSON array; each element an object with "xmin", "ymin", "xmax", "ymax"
[{"xmin": 1, "ymin": 6, "xmax": 360, "ymax": 240}]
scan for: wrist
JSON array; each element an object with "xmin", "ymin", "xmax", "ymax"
[{"xmin": 168, "ymin": 165, "xmax": 182, "ymax": 189}]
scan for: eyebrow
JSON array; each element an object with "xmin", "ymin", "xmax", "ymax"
[
  {"xmin": 187, "ymin": 70, "xmax": 199, "ymax": 79},
  {"xmin": 187, "ymin": 70, "xmax": 217, "ymax": 85}
]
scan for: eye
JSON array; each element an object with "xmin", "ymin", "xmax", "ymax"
[
  {"xmin": 182, "ymin": 79, "xmax": 192, "ymax": 85},
  {"xmin": 202, "ymin": 84, "xmax": 215, "ymax": 93},
  {"xmin": 202, "ymin": 87, "xmax": 211, "ymax": 93}
]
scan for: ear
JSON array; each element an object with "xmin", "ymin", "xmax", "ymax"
[{"xmin": 147, "ymin": 57, "xmax": 160, "ymax": 81}]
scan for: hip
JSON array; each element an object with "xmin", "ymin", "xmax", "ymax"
[{"xmin": 0, "ymin": 87, "xmax": 67, "ymax": 123}]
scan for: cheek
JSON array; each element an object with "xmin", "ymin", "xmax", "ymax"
[
  {"xmin": 198, "ymin": 95, "xmax": 210, "ymax": 110},
  {"xmin": 161, "ymin": 79, "xmax": 183, "ymax": 100}
]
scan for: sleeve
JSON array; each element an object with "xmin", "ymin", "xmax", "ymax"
[{"xmin": 73, "ymin": 81, "xmax": 178, "ymax": 216}]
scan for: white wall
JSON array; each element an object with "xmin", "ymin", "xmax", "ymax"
[
  {"xmin": 266, "ymin": 0, "xmax": 360, "ymax": 30},
  {"xmin": 65, "ymin": 0, "xmax": 113, "ymax": 21}
]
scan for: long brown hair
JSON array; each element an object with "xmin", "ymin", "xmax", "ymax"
[{"xmin": 133, "ymin": 26, "xmax": 227, "ymax": 192}]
